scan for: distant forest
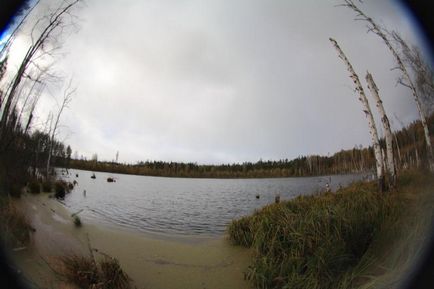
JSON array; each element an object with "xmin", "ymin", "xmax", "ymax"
[{"xmin": 61, "ymin": 114, "xmax": 434, "ymax": 178}]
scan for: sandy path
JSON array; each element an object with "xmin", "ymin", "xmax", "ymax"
[{"xmin": 10, "ymin": 193, "xmax": 252, "ymax": 289}]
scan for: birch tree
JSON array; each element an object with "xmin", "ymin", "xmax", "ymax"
[
  {"xmin": 340, "ymin": 0, "xmax": 433, "ymax": 171},
  {"xmin": 366, "ymin": 71, "xmax": 396, "ymax": 187},
  {"xmin": 329, "ymin": 38, "xmax": 385, "ymax": 191}
]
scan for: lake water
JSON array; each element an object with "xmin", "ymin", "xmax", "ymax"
[{"xmin": 60, "ymin": 169, "xmax": 366, "ymax": 236}]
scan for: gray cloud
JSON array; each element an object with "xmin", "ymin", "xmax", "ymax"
[{"xmin": 10, "ymin": 0, "xmax": 429, "ymax": 164}]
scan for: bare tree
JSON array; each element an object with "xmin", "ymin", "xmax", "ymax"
[
  {"xmin": 0, "ymin": 0, "xmax": 81, "ymax": 143},
  {"xmin": 46, "ymin": 80, "xmax": 75, "ymax": 177},
  {"xmin": 391, "ymin": 32, "xmax": 434, "ymax": 115},
  {"xmin": 366, "ymin": 71, "xmax": 396, "ymax": 187},
  {"xmin": 340, "ymin": 0, "xmax": 433, "ymax": 171},
  {"xmin": 330, "ymin": 38, "xmax": 385, "ymax": 191}
]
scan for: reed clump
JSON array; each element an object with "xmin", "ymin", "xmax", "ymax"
[{"xmin": 228, "ymin": 171, "xmax": 433, "ymax": 289}]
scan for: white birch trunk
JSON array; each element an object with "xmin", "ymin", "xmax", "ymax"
[
  {"xmin": 330, "ymin": 38, "xmax": 385, "ymax": 190},
  {"xmin": 366, "ymin": 72, "xmax": 396, "ymax": 186}
]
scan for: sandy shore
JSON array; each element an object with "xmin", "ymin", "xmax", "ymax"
[{"xmin": 9, "ymin": 193, "xmax": 252, "ymax": 289}]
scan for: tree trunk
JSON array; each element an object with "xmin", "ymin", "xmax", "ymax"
[
  {"xmin": 330, "ymin": 38, "xmax": 385, "ymax": 191},
  {"xmin": 366, "ymin": 71, "xmax": 396, "ymax": 187}
]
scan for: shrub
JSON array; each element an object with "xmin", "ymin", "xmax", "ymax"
[
  {"xmin": 61, "ymin": 255, "xmax": 99, "ymax": 288},
  {"xmin": 28, "ymin": 180, "xmax": 41, "ymax": 194},
  {"xmin": 8, "ymin": 183, "xmax": 22, "ymax": 198},
  {"xmin": 100, "ymin": 257, "xmax": 130, "ymax": 289},
  {"xmin": 60, "ymin": 254, "xmax": 131, "ymax": 289},
  {"xmin": 41, "ymin": 179, "xmax": 52, "ymax": 192},
  {"xmin": 54, "ymin": 181, "xmax": 67, "ymax": 199}
]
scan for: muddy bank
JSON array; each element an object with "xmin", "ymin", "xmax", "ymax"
[{"xmin": 9, "ymin": 193, "xmax": 252, "ymax": 289}]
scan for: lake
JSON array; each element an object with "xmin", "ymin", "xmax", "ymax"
[{"xmin": 60, "ymin": 169, "xmax": 367, "ymax": 236}]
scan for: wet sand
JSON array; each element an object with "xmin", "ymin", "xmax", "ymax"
[{"xmin": 10, "ymin": 193, "xmax": 252, "ymax": 289}]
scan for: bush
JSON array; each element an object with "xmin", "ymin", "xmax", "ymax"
[
  {"xmin": 8, "ymin": 183, "xmax": 22, "ymax": 198},
  {"xmin": 60, "ymin": 254, "xmax": 131, "ymax": 289},
  {"xmin": 41, "ymin": 179, "xmax": 52, "ymax": 193},
  {"xmin": 100, "ymin": 257, "xmax": 130, "ymax": 289},
  {"xmin": 54, "ymin": 181, "xmax": 67, "ymax": 199},
  {"xmin": 61, "ymin": 255, "xmax": 99, "ymax": 288},
  {"xmin": 28, "ymin": 180, "xmax": 41, "ymax": 194}
]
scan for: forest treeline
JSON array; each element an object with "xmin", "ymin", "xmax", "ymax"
[{"xmin": 66, "ymin": 114, "xmax": 434, "ymax": 178}]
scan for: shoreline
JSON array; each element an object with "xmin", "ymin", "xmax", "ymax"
[
  {"xmin": 64, "ymin": 166, "xmax": 370, "ymax": 180},
  {"xmin": 10, "ymin": 193, "xmax": 252, "ymax": 289}
]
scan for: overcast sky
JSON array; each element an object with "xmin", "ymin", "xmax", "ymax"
[{"xmin": 4, "ymin": 0, "xmax": 431, "ymax": 164}]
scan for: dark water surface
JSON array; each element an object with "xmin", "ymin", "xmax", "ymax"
[{"xmin": 60, "ymin": 169, "xmax": 367, "ymax": 236}]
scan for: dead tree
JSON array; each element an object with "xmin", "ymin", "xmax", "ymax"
[
  {"xmin": 340, "ymin": 0, "xmax": 433, "ymax": 171},
  {"xmin": 46, "ymin": 80, "xmax": 75, "ymax": 177},
  {"xmin": 391, "ymin": 32, "xmax": 434, "ymax": 116},
  {"xmin": 330, "ymin": 38, "xmax": 385, "ymax": 191},
  {"xmin": 0, "ymin": 0, "xmax": 81, "ymax": 144},
  {"xmin": 366, "ymin": 71, "xmax": 396, "ymax": 187}
]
